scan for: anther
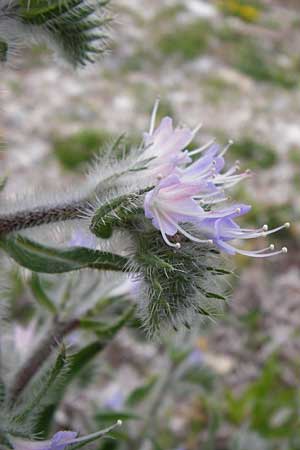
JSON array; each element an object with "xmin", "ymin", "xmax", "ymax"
[
  {"xmin": 284, "ymin": 222, "xmax": 290, "ymax": 229},
  {"xmin": 236, "ymin": 208, "xmax": 241, "ymax": 214},
  {"xmin": 282, "ymin": 247, "xmax": 288, "ymax": 254},
  {"xmin": 263, "ymin": 224, "xmax": 268, "ymax": 231},
  {"xmin": 117, "ymin": 420, "xmax": 123, "ymax": 426},
  {"xmin": 175, "ymin": 242, "xmax": 181, "ymax": 249},
  {"xmin": 269, "ymin": 244, "xmax": 275, "ymax": 251}
]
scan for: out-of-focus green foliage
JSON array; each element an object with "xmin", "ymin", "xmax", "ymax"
[
  {"xmin": 53, "ymin": 129, "xmax": 113, "ymax": 170},
  {"xmin": 158, "ymin": 20, "xmax": 211, "ymax": 60},
  {"xmin": 231, "ymin": 138, "xmax": 278, "ymax": 169}
]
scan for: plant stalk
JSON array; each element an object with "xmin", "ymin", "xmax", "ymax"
[{"xmin": 0, "ymin": 200, "xmax": 88, "ymax": 236}]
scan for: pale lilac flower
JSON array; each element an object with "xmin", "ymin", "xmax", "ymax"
[
  {"xmin": 186, "ymin": 348, "xmax": 204, "ymax": 366},
  {"xmin": 69, "ymin": 229, "xmax": 97, "ymax": 248},
  {"xmin": 195, "ymin": 204, "xmax": 290, "ymax": 257},
  {"xmin": 10, "ymin": 422, "xmax": 122, "ymax": 450},
  {"xmin": 144, "ymin": 174, "xmax": 210, "ymax": 248},
  {"xmin": 143, "ymin": 105, "xmax": 289, "ymax": 258},
  {"xmin": 104, "ymin": 390, "xmax": 125, "ymax": 410},
  {"xmin": 12, "ymin": 431, "xmax": 78, "ymax": 450},
  {"xmin": 140, "ymin": 100, "xmax": 193, "ymax": 178}
]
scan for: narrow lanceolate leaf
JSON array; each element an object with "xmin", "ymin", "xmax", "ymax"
[
  {"xmin": 126, "ymin": 376, "xmax": 158, "ymax": 407},
  {"xmin": 0, "ymin": 235, "xmax": 129, "ymax": 274},
  {"xmin": 34, "ymin": 310, "xmax": 132, "ymax": 435},
  {"xmin": 68, "ymin": 421, "xmax": 123, "ymax": 450},
  {"xmin": 14, "ymin": 345, "xmax": 67, "ymax": 422},
  {"xmin": 30, "ymin": 273, "xmax": 57, "ymax": 314},
  {"xmin": 0, "ymin": 40, "xmax": 8, "ymax": 63},
  {"xmin": 0, "ymin": 176, "xmax": 7, "ymax": 192},
  {"xmin": 1, "ymin": 0, "xmax": 111, "ymax": 66}
]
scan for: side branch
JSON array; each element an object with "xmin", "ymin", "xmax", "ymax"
[{"xmin": 0, "ymin": 200, "xmax": 87, "ymax": 235}]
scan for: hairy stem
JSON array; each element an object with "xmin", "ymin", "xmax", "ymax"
[
  {"xmin": 9, "ymin": 317, "xmax": 80, "ymax": 404},
  {"xmin": 0, "ymin": 199, "xmax": 88, "ymax": 236}
]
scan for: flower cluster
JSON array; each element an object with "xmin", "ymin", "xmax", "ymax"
[{"xmin": 143, "ymin": 101, "xmax": 289, "ymax": 257}]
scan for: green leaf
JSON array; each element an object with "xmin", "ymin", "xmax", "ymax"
[
  {"xmin": 0, "ymin": 378, "xmax": 6, "ymax": 405},
  {"xmin": 126, "ymin": 376, "xmax": 158, "ymax": 407},
  {"xmin": 0, "ymin": 176, "xmax": 7, "ymax": 191},
  {"xmin": 19, "ymin": 0, "xmax": 111, "ymax": 66},
  {"xmin": 34, "ymin": 310, "xmax": 132, "ymax": 435},
  {"xmin": 0, "ymin": 235, "xmax": 129, "ymax": 274},
  {"xmin": 30, "ymin": 273, "xmax": 57, "ymax": 314},
  {"xmin": 205, "ymin": 291, "xmax": 226, "ymax": 301},
  {"xmin": 94, "ymin": 307, "xmax": 135, "ymax": 339},
  {"xmin": 14, "ymin": 345, "xmax": 67, "ymax": 422},
  {"xmin": 69, "ymin": 421, "xmax": 122, "ymax": 450}
]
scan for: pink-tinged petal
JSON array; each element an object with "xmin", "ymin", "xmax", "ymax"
[
  {"xmin": 204, "ymin": 143, "xmax": 221, "ymax": 157},
  {"xmin": 152, "ymin": 210, "xmax": 178, "ymax": 236},
  {"xmin": 144, "ymin": 117, "xmax": 174, "ymax": 148},
  {"xmin": 166, "ymin": 198, "xmax": 203, "ymax": 219},
  {"xmin": 161, "ymin": 128, "xmax": 194, "ymax": 155}
]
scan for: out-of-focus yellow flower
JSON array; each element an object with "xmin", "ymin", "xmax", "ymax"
[{"xmin": 219, "ymin": 0, "xmax": 261, "ymax": 23}]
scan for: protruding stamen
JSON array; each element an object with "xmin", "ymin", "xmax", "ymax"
[
  {"xmin": 263, "ymin": 224, "xmax": 268, "ymax": 231},
  {"xmin": 282, "ymin": 247, "xmax": 288, "ymax": 253},
  {"xmin": 149, "ymin": 98, "xmax": 160, "ymax": 135},
  {"xmin": 175, "ymin": 242, "xmax": 181, "ymax": 249},
  {"xmin": 188, "ymin": 138, "xmax": 216, "ymax": 157},
  {"xmin": 193, "ymin": 122, "xmax": 203, "ymax": 136},
  {"xmin": 220, "ymin": 139, "xmax": 234, "ymax": 157}
]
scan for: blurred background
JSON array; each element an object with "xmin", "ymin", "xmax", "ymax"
[{"xmin": 1, "ymin": 0, "xmax": 300, "ymax": 449}]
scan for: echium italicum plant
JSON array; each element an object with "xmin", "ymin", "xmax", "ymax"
[{"xmin": 0, "ymin": 0, "xmax": 290, "ymax": 448}]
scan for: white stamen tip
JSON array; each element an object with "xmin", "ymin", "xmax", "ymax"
[
  {"xmin": 228, "ymin": 139, "xmax": 234, "ymax": 145},
  {"xmin": 117, "ymin": 420, "xmax": 123, "ymax": 426},
  {"xmin": 175, "ymin": 242, "xmax": 181, "ymax": 249},
  {"xmin": 236, "ymin": 208, "xmax": 241, "ymax": 214},
  {"xmin": 282, "ymin": 247, "xmax": 288, "ymax": 254},
  {"xmin": 193, "ymin": 122, "xmax": 203, "ymax": 134},
  {"xmin": 208, "ymin": 240, "xmax": 213, "ymax": 244},
  {"xmin": 284, "ymin": 222, "xmax": 290, "ymax": 229},
  {"xmin": 263, "ymin": 224, "xmax": 268, "ymax": 231},
  {"xmin": 269, "ymin": 244, "xmax": 275, "ymax": 251}
]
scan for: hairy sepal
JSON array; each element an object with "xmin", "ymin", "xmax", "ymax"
[{"xmin": 130, "ymin": 221, "xmax": 229, "ymax": 337}]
